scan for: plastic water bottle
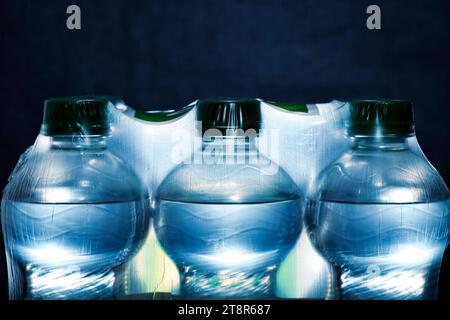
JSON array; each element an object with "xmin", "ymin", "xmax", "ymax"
[
  {"xmin": 1, "ymin": 97, "xmax": 150, "ymax": 299},
  {"xmin": 154, "ymin": 99, "xmax": 302, "ymax": 298},
  {"xmin": 306, "ymin": 100, "xmax": 450, "ymax": 300}
]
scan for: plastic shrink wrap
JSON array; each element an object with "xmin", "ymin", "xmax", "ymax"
[
  {"xmin": 108, "ymin": 101, "xmax": 196, "ymax": 297},
  {"xmin": 1, "ymin": 98, "xmax": 150, "ymax": 299},
  {"xmin": 2, "ymin": 96, "xmax": 447, "ymax": 300},
  {"xmin": 305, "ymin": 100, "xmax": 449, "ymax": 300},
  {"xmin": 108, "ymin": 98, "xmax": 352, "ymax": 298},
  {"xmin": 153, "ymin": 99, "xmax": 303, "ymax": 298}
]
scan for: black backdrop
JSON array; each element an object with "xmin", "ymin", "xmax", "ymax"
[{"xmin": 0, "ymin": 0, "xmax": 449, "ymax": 300}]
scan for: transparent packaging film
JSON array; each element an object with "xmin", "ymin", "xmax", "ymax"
[
  {"xmin": 3, "ymin": 97, "xmax": 448, "ymax": 300},
  {"xmin": 153, "ymin": 99, "xmax": 302, "ymax": 298},
  {"xmin": 108, "ymin": 100, "xmax": 196, "ymax": 297},
  {"xmin": 305, "ymin": 100, "xmax": 450, "ymax": 300},
  {"xmin": 1, "ymin": 98, "xmax": 150, "ymax": 299}
]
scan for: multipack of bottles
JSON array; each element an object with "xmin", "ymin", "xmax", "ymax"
[{"xmin": 1, "ymin": 97, "xmax": 448, "ymax": 300}]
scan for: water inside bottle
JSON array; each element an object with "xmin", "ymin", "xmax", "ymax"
[
  {"xmin": 1, "ymin": 199, "xmax": 148, "ymax": 300},
  {"xmin": 155, "ymin": 199, "xmax": 302, "ymax": 298},
  {"xmin": 309, "ymin": 200, "xmax": 449, "ymax": 300}
]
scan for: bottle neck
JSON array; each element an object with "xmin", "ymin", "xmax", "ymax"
[
  {"xmin": 49, "ymin": 135, "xmax": 107, "ymax": 150},
  {"xmin": 352, "ymin": 136, "xmax": 410, "ymax": 151}
]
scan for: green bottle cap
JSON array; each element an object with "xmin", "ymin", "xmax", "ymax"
[
  {"xmin": 346, "ymin": 100, "xmax": 415, "ymax": 137},
  {"xmin": 135, "ymin": 110, "xmax": 177, "ymax": 122},
  {"xmin": 41, "ymin": 97, "xmax": 112, "ymax": 136},
  {"xmin": 268, "ymin": 101, "xmax": 309, "ymax": 113},
  {"xmin": 134, "ymin": 105, "xmax": 193, "ymax": 122},
  {"xmin": 196, "ymin": 98, "xmax": 261, "ymax": 135}
]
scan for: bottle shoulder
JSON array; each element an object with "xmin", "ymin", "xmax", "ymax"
[
  {"xmin": 157, "ymin": 156, "xmax": 300, "ymax": 204},
  {"xmin": 314, "ymin": 148, "xmax": 449, "ymax": 203},
  {"xmin": 3, "ymin": 147, "xmax": 147, "ymax": 203}
]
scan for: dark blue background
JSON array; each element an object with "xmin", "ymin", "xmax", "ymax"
[{"xmin": 0, "ymin": 0, "xmax": 449, "ymax": 300}]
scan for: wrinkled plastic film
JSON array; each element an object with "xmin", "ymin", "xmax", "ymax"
[
  {"xmin": 260, "ymin": 100, "xmax": 351, "ymax": 298},
  {"xmin": 108, "ymin": 102, "xmax": 197, "ymax": 297},
  {"xmin": 107, "ymin": 99, "xmax": 354, "ymax": 299},
  {"xmin": 1, "ymin": 100, "xmax": 150, "ymax": 299},
  {"xmin": 2, "ymin": 98, "xmax": 448, "ymax": 300},
  {"xmin": 304, "ymin": 100, "xmax": 450, "ymax": 300},
  {"xmin": 153, "ymin": 99, "xmax": 302, "ymax": 298}
]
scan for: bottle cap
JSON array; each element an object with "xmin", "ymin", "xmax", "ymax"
[
  {"xmin": 196, "ymin": 98, "xmax": 261, "ymax": 136},
  {"xmin": 135, "ymin": 105, "xmax": 193, "ymax": 122},
  {"xmin": 346, "ymin": 100, "xmax": 415, "ymax": 137},
  {"xmin": 41, "ymin": 97, "xmax": 112, "ymax": 136}
]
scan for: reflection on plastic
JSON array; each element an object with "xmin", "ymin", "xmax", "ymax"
[
  {"xmin": 156, "ymin": 200, "xmax": 302, "ymax": 298},
  {"xmin": 1, "ymin": 98, "xmax": 150, "ymax": 300},
  {"xmin": 309, "ymin": 201, "xmax": 448, "ymax": 299},
  {"xmin": 154, "ymin": 100, "xmax": 302, "ymax": 298},
  {"xmin": 306, "ymin": 100, "xmax": 450, "ymax": 300}
]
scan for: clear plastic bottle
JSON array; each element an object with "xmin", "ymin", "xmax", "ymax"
[
  {"xmin": 306, "ymin": 100, "xmax": 450, "ymax": 300},
  {"xmin": 1, "ymin": 97, "xmax": 150, "ymax": 299},
  {"xmin": 154, "ymin": 99, "xmax": 302, "ymax": 298}
]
